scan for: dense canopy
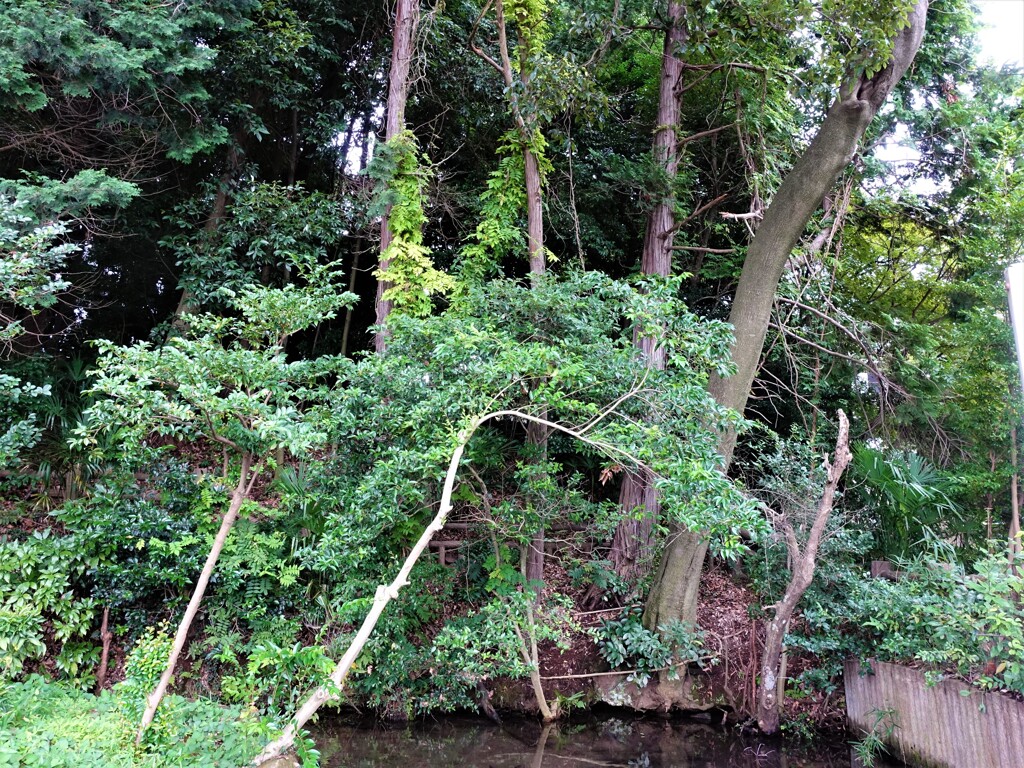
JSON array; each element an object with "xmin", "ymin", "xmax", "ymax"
[{"xmin": 1, "ymin": 0, "xmax": 1022, "ymax": 764}]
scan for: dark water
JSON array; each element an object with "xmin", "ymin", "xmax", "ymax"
[{"xmin": 313, "ymin": 714, "xmax": 906, "ymax": 768}]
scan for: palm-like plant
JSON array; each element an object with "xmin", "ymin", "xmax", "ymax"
[{"xmin": 853, "ymin": 445, "xmax": 963, "ymax": 561}]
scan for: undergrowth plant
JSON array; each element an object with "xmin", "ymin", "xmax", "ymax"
[
  {"xmin": 0, "ymin": 531, "xmax": 102, "ymax": 686},
  {"xmin": 594, "ymin": 609, "xmax": 710, "ymax": 686}
]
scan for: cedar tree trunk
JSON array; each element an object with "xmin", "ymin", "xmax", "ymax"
[
  {"xmin": 609, "ymin": 0, "xmax": 685, "ymax": 584},
  {"xmin": 374, "ymin": 0, "xmax": 421, "ymax": 353}
]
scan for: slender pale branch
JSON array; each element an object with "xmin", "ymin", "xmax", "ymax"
[
  {"xmin": 251, "ymin": 406, "xmax": 644, "ymax": 764},
  {"xmin": 136, "ymin": 453, "xmax": 253, "ymax": 743}
]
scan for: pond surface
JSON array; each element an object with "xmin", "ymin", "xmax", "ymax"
[{"xmin": 313, "ymin": 713, "xmax": 907, "ymax": 768}]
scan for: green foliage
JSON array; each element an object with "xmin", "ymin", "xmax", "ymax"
[
  {"xmin": 0, "ymin": 374, "xmax": 48, "ymax": 469},
  {"xmin": 853, "ymin": 446, "xmax": 963, "ymax": 560},
  {"xmin": 753, "ymin": 548, "xmax": 1024, "ymax": 697},
  {"xmin": 54, "ymin": 462, "xmax": 206, "ymax": 626},
  {"xmin": 458, "ymin": 139, "xmax": 529, "ymax": 283},
  {"xmin": 0, "ymin": 195, "xmax": 74, "ymax": 466},
  {"xmin": 309, "ymin": 272, "xmax": 762, "ymax": 591},
  {"xmin": 820, "ymin": 0, "xmax": 918, "ymax": 84},
  {"xmin": 73, "ymin": 253, "xmax": 354, "ymax": 460},
  {"xmin": 505, "ymin": 0, "xmax": 549, "ymax": 55},
  {"xmin": 165, "ymin": 182, "xmax": 352, "ymax": 315},
  {"xmin": 851, "ymin": 707, "xmax": 896, "ymax": 767},
  {"xmin": 0, "ymin": 171, "xmax": 139, "ymax": 221},
  {"xmin": 0, "ymin": 199, "xmax": 74, "ymax": 333},
  {"xmin": 222, "ymin": 641, "xmax": 335, "ymax": 719},
  {"xmin": 0, "ymin": 0, "xmax": 240, "ymax": 161},
  {"xmin": 593, "ymin": 609, "xmax": 708, "ymax": 686},
  {"xmin": 0, "ymin": 671, "xmax": 267, "ymax": 767},
  {"xmin": 370, "ymin": 132, "xmax": 455, "ymax": 316},
  {"xmin": 116, "ymin": 627, "xmax": 175, "ymax": 728},
  {"xmin": 0, "ymin": 531, "xmax": 100, "ymax": 685}
]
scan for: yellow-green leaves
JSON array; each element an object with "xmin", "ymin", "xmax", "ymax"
[{"xmin": 372, "ymin": 132, "xmax": 455, "ymax": 317}]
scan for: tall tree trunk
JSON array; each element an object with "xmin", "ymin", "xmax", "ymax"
[
  {"xmin": 1011, "ymin": 427, "xmax": 1021, "ymax": 565},
  {"xmin": 374, "ymin": 0, "xmax": 420, "ymax": 353},
  {"xmin": 644, "ymin": 1, "xmax": 929, "ymax": 632},
  {"xmin": 608, "ymin": 0, "xmax": 685, "ymax": 585},
  {"xmin": 136, "ymin": 453, "xmax": 253, "ymax": 743},
  {"xmin": 758, "ymin": 411, "xmax": 851, "ymax": 734},
  {"xmin": 484, "ymin": 0, "xmax": 550, "ymax": 586},
  {"xmin": 522, "ymin": 98, "xmax": 547, "ymax": 587}
]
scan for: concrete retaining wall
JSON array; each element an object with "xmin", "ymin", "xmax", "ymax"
[{"xmin": 845, "ymin": 659, "xmax": 1024, "ymax": 768}]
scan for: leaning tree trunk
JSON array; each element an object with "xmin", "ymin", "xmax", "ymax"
[
  {"xmin": 608, "ymin": 0, "xmax": 685, "ymax": 585},
  {"xmin": 374, "ymin": 0, "xmax": 421, "ymax": 353},
  {"xmin": 758, "ymin": 411, "xmax": 852, "ymax": 734},
  {"xmin": 251, "ymin": 409, "xmax": 639, "ymax": 765},
  {"xmin": 136, "ymin": 453, "xmax": 254, "ymax": 743},
  {"xmin": 492, "ymin": 0, "xmax": 550, "ymax": 587},
  {"xmin": 644, "ymin": 0, "xmax": 929, "ymax": 633}
]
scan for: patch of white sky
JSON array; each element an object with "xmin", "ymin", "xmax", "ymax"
[{"xmin": 976, "ymin": 0, "xmax": 1024, "ymax": 69}]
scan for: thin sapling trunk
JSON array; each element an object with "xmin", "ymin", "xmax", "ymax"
[
  {"xmin": 757, "ymin": 411, "xmax": 852, "ymax": 734},
  {"xmin": 136, "ymin": 453, "xmax": 256, "ymax": 743}
]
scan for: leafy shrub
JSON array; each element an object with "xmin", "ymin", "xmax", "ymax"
[
  {"xmin": 0, "ymin": 673, "xmax": 267, "ymax": 768},
  {"xmin": 593, "ymin": 609, "xmax": 708, "ymax": 686},
  {"xmin": 852, "ymin": 446, "xmax": 963, "ymax": 561},
  {"xmin": 0, "ymin": 530, "xmax": 100, "ymax": 685},
  {"xmin": 757, "ymin": 551, "xmax": 1024, "ymax": 697},
  {"xmin": 55, "ymin": 461, "xmax": 207, "ymax": 627},
  {"xmin": 222, "ymin": 640, "xmax": 335, "ymax": 719}
]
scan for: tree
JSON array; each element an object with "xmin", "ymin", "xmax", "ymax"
[
  {"xmin": 645, "ymin": 0, "xmax": 930, "ymax": 632},
  {"xmin": 374, "ymin": 0, "xmax": 421, "ymax": 352},
  {"xmin": 756, "ymin": 411, "xmax": 852, "ymax": 734},
  {"xmin": 253, "ymin": 407, "xmax": 637, "ymax": 763},
  {"xmin": 607, "ymin": 0, "xmax": 686, "ymax": 584},
  {"xmin": 70, "ymin": 257, "xmax": 354, "ymax": 741},
  {"xmin": 469, "ymin": 0, "xmax": 555, "ymax": 586}
]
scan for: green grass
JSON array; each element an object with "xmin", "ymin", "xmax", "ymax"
[{"xmin": 0, "ymin": 676, "xmax": 269, "ymax": 768}]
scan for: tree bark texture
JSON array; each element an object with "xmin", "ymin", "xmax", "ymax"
[
  {"xmin": 374, "ymin": 0, "xmax": 420, "ymax": 353},
  {"xmin": 645, "ymin": 0, "xmax": 928, "ymax": 633},
  {"xmin": 609, "ymin": 0, "xmax": 685, "ymax": 584},
  {"xmin": 758, "ymin": 411, "xmax": 852, "ymax": 734},
  {"xmin": 136, "ymin": 453, "xmax": 253, "ymax": 743}
]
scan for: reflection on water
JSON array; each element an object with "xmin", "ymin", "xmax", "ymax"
[{"xmin": 313, "ymin": 713, "xmax": 906, "ymax": 768}]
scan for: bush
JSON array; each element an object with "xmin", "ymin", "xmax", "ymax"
[
  {"xmin": 754, "ymin": 550, "xmax": 1024, "ymax": 697},
  {"xmin": 0, "ymin": 673, "xmax": 268, "ymax": 768},
  {"xmin": 593, "ymin": 609, "xmax": 709, "ymax": 686},
  {"xmin": 0, "ymin": 530, "xmax": 100, "ymax": 685},
  {"xmin": 55, "ymin": 461, "xmax": 207, "ymax": 628}
]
